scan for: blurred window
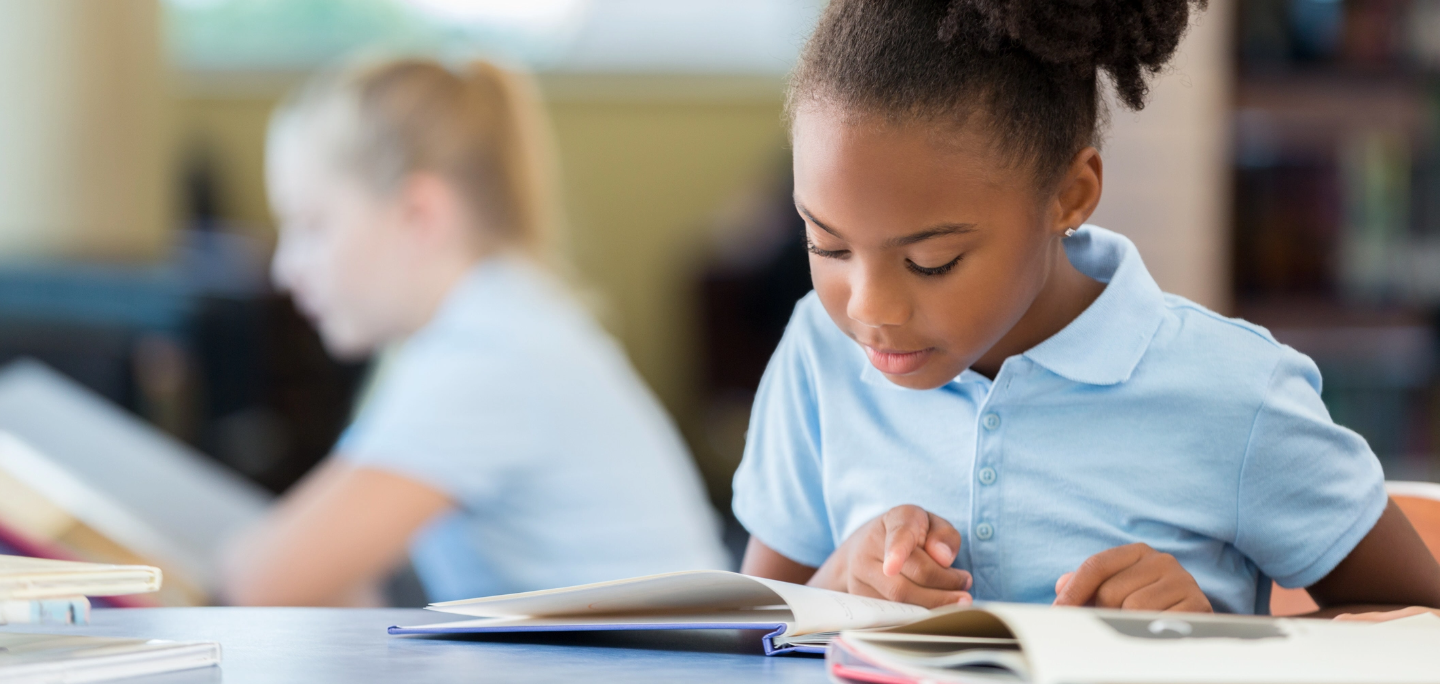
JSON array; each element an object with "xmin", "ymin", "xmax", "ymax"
[{"xmin": 164, "ymin": 0, "xmax": 824, "ymax": 73}]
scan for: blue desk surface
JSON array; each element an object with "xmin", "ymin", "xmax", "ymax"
[{"xmin": 2, "ymin": 607, "xmax": 831, "ymax": 683}]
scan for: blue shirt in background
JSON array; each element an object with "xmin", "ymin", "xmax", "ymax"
[
  {"xmin": 733, "ymin": 225, "xmax": 1386, "ymax": 614},
  {"xmin": 340, "ymin": 255, "xmax": 730, "ymax": 601}
]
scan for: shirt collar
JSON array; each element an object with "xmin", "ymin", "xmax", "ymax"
[
  {"xmin": 857, "ymin": 225, "xmax": 1165, "ymax": 389},
  {"xmin": 1020, "ymin": 225, "xmax": 1166, "ymax": 385}
]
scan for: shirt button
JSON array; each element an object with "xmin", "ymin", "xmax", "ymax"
[
  {"xmin": 982, "ymin": 413, "xmax": 1001, "ymax": 430},
  {"xmin": 978, "ymin": 467, "xmax": 997, "ymax": 485},
  {"xmin": 975, "ymin": 522, "xmax": 995, "ymax": 541}
]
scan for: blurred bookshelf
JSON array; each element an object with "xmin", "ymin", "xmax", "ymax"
[{"xmin": 1234, "ymin": 0, "xmax": 1440, "ymax": 478}]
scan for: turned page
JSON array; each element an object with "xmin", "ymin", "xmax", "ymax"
[{"xmin": 425, "ymin": 570, "xmax": 929, "ymax": 636}]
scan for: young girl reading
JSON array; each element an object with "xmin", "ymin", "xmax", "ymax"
[
  {"xmin": 734, "ymin": 0, "xmax": 1440, "ymax": 616},
  {"xmin": 220, "ymin": 59, "xmax": 728, "ymax": 605}
]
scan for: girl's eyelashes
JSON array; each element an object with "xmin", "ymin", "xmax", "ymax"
[
  {"xmin": 804, "ymin": 236, "xmax": 849, "ymax": 259},
  {"xmin": 906, "ymin": 254, "xmax": 963, "ymax": 277},
  {"xmin": 805, "ymin": 232, "xmax": 963, "ymax": 276}
]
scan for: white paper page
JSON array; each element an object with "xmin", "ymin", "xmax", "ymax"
[
  {"xmin": 747, "ymin": 576, "xmax": 931, "ymax": 635},
  {"xmin": 428, "ymin": 571, "xmax": 785, "ymax": 618},
  {"xmin": 426, "ymin": 570, "xmax": 929, "ymax": 636},
  {"xmin": 401, "ymin": 608, "xmax": 797, "ymax": 631},
  {"xmin": 988, "ymin": 603, "xmax": 1440, "ymax": 684}
]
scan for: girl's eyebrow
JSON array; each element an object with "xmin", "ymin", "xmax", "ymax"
[
  {"xmin": 885, "ymin": 224, "xmax": 978, "ymax": 248},
  {"xmin": 795, "ymin": 201, "xmax": 977, "ymax": 247},
  {"xmin": 795, "ymin": 202, "xmax": 843, "ymax": 238}
]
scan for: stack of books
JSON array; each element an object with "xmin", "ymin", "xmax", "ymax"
[
  {"xmin": 0, "ymin": 555, "xmax": 222, "ymax": 682},
  {"xmin": 0, "ymin": 555, "xmax": 160, "ymax": 626}
]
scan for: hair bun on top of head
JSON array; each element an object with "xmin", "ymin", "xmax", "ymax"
[{"xmin": 939, "ymin": 0, "xmax": 1206, "ymax": 111}]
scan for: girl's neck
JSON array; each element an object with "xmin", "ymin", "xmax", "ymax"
[{"xmin": 970, "ymin": 241, "xmax": 1106, "ymax": 379}]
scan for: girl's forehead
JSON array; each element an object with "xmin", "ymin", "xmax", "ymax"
[{"xmin": 791, "ymin": 107, "xmax": 1017, "ymax": 190}]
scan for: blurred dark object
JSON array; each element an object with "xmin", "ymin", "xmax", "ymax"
[
  {"xmin": 695, "ymin": 163, "xmax": 812, "ymax": 565},
  {"xmin": 0, "ymin": 236, "xmax": 365, "ymax": 495},
  {"xmin": 1235, "ymin": 0, "xmax": 1440, "ymax": 475}
]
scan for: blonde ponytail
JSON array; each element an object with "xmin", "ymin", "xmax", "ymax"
[
  {"xmin": 461, "ymin": 61, "xmax": 566, "ymax": 265},
  {"xmin": 271, "ymin": 57, "xmax": 568, "ymax": 267}
]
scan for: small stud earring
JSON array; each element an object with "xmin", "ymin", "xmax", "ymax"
[{"xmin": 1064, "ymin": 227, "xmax": 1077, "ymax": 238}]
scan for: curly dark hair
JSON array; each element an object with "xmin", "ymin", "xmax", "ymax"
[{"xmin": 790, "ymin": 0, "xmax": 1206, "ymax": 187}]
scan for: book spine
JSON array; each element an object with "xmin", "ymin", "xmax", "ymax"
[{"xmin": 0, "ymin": 596, "xmax": 90, "ymax": 624}]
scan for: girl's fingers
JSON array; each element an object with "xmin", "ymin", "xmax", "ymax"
[
  {"xmin": 1334, "ymin": 606, "xmax": 1434, "ymax": 622},
  {"xmin": 897, "ymin": 547, "xmax": 972, "ymax": 590},
  {"xmin": 1054, "ymin": 572, "xmax": 1075, "ymax": 597},
  {"xmin": 923, "ymin": 512, "xmax": 963, "ymax": 566},
  {"xmin": 1116, "ymin": 577, "xmax": 1181, "ymax": 611},
  {"xmin": 1054, "ymin": 544, "xmax": 1148, "ymax": 606},
  {"xmin": 881, "ymin": 505, "xmax": 932, "ymax": 577}
]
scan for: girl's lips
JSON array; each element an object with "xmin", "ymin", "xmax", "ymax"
[{"xmin": 863, "ymin": 345, "xmax": 934, "ymax": 375}]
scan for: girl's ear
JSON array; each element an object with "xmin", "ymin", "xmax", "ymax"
[
  {"xmin": 1052, "ymin": 147, "xmax": 1103, "ymax": 236},
  {"xmin": 397, "ymin": 172, "xmax": 467, "ymax": 247}
]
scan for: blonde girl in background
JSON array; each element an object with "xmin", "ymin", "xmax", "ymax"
[{"xmin": 220, "ymin": 59, "xmax": 729, "ymax": 606}]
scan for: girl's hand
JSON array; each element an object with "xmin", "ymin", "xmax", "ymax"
[
  {"xmin": 1333, "ymin": 606, "xmax": 1440, "ymax": 622},
  {"xmin": 1053, "ymin": 543, "xmax": 1213, "ymax": 612},
  {"xmin": 808, "ymin": 505, "xmax": 973, "ymax": 608}
]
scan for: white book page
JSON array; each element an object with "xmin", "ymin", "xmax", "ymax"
[
  {"xmin": 427, "ymin": 571, "xmax": 785, "ymax": 618},
  {"xmin": 425, "ymin": 570, "xmax": 928, "ymax": 637},
  {"xmin": 988, "ymin": 603, "xmax": 1440, "ymax": 684},
  {"xmin": 747, "ymin": 577, "xmax": 930, "ymax": 635},
  {"xmin": 402, "ymin": 609, "xmax": 797, "ymax": 631}
]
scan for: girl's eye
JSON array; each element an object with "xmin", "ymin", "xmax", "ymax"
[
  {"xmin": 805, "ymin": 236, "xmax": 849, "ymax": 260},
  {"xmin": 906, "ymin": 255, "xmax": 963, "ymax": 277}
]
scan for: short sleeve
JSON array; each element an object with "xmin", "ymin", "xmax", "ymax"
[
  {"xmin": 731, "ymin": 301, "xmax": 835, "ymax": 568},
  {"xmin": 338, "ymin": 344, "xmax": 538, "ymax": 504},
  {"xmin": 1234, "ymin": 347, "xmax": 1387, "ymax": 589}
]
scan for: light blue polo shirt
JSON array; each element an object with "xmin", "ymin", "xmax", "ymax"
[
  {"xmin": 733, "ymin": 225, "xmax": 1387, "ymax": 614},
  {"xmin": 339, "ymin": 254, "xmax": 730, "ymax": 601}
]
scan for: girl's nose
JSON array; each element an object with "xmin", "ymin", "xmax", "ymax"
[{"xmin": 846, "ymin": 268, "xmax": 911, "ymax": 328}]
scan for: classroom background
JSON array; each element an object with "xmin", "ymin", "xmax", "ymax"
[{"xmin": 0, "ymin": 0, "xmax": 1435, "ymax": 570}]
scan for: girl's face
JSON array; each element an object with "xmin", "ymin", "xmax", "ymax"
[
  {"xmin": 267, "ymin": 140, "xmax": 418, "ymax": 360},
  {"xmin": 792, "ymin": 107, "xmax": 1077, "ymax": 390}
]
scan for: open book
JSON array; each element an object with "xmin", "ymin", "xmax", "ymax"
[
  {"xmin": 0, "ymin": 360, "xmax": 271, "ymax": 605},
  {"xmin": 829, "ymin": 602, "xmax": 1440, "ymax": 684},
  {"xmin": 389, "ymin": 570, "xmax": 931, "ymax": 655}
]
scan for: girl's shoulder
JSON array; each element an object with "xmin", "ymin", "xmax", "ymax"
[{"xmin": 1146, "ymin": 292, "xmax": 1321, "ymax": 402}]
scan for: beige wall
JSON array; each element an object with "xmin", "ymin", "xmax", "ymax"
[{"xmin": 0, "ymin": 0, "xmax": 169, "ymax": 261}]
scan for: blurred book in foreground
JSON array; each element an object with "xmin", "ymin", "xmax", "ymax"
[
  {"xmin": 0, "ymin": 633, "xmax": 219, "ymax": 684},
  {"xmin": 0, "ymin": 360, "xmax": 271, "ymax": 605},
  {"xmin": 0, "ymin": 598, "xmax": 89, "ymax": 626},
  {"xmin": 0, "ymin": 555, "xmax": 163, "ymax": 625}
]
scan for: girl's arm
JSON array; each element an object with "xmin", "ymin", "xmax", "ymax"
[
  {"xmin": 740, "ymin": 537, "xmax": 817, "ymax": 585},
  {"xmin": 1301, "ymin": 499, "xmax": 1440, "ymax": 617},
  {"xmin": 219, "ymin": 457, "xmax": 453, "ymax": 606}
]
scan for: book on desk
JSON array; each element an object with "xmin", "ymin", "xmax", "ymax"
[{"xmin": 393, "ymin": 570, "xmax": 1440, "ymax": 683}]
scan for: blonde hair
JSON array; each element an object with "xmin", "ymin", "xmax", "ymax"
[{"xmin": 271, "ymin": 58, "xmax": 565, "ymax": 263}]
